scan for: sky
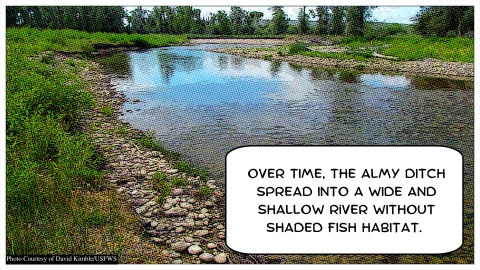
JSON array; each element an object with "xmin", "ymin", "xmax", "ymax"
[{"xmin": 125, "ymin": 6, "xmax": 421, "ymax": 24}]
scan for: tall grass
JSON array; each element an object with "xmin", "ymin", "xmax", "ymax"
[{"xmin": 6, "ymin": 27, "xmax": 186, "ymax": 256}]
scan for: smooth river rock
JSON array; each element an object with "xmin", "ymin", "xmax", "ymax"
[
  {"xmin": 188, "ymin": 245, "xmax": 203, "ymax": 255},
  {"xmin": 214, "ymin": 253, "xmax": 228, "ymax": 264},
  {"xmin": 171, "ymin": 241, "xmax": 191, "ymax": 252},
  {"xmin": 199, "ymin": 253, "xmax": 214, "ymax": 263}
]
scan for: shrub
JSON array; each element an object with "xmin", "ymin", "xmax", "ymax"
[{"xmin": 288, "ymin": 42, "xmax": 310, "ymax": 55}]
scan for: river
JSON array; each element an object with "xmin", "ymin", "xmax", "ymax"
[{"xmin": 98, "ymin": 44, "xmax": 473, "ymax": 264}]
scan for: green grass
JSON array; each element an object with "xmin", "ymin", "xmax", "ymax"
[
  {"xmin": 276, "ymin": 34, "xmax": 471, "ymax": 63},
  {"xmin": 288, "ymin": 42, "xmax": 310, "ymax": 55},
  {"xmin": 6, "ymin": 27, "xmax": 187, "ymax": 55},
  {"xmin": 341, "ymin": 34, "xmax": 473, "ymax": 62},
  {"xmin": 102, "ymin": 105, "xmax": 114, "ymax": 117},
  {"xmin": 173, "ymin": 160, "xmax": 209, "ymax": 182},
  {"xmin": 6, "ymin": 27, "xmax": 187, "ymax": 256},
  {"xmin": 171, "ymin": 176, "xmax": 187, "ymax": 187},
  {"xmin": 198, "ymin": 185, "xmax": 212, "ymax": 197}
]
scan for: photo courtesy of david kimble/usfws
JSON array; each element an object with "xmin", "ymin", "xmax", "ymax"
[{"xmin": 4, "ymin": 3, "xmax": 474, "ymax": 266}]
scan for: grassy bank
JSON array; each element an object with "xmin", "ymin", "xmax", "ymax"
[
  {"xmin": 341, "ymin": 34, "xmax": 473, "ymax": 63},
  {"xmin": 258, "ymin": 34, "xmax": 473, "ymax": 63},
  {"xmin": 6, "ymin": 27, "xmax": 186, "ymax": 257}
]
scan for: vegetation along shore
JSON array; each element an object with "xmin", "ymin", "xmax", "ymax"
[{"xmin": 6, "ymin": 5, "xmax": 474, "ymax": 264}]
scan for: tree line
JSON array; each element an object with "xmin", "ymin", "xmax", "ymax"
[
  {"xmin": 413, "ymin": 7, "xmax": 474, "ymax": 37},
  {"xmin": 6, "ymin": 6, "xmax": 474, "ymax": 37}
]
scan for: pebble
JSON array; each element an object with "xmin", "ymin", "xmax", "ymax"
[
  {"xmin": 214, "ymin": 253, "xmax": 228, "ymax": 264},
  {"xmin": 204, "ymin": 201, "xmax": 213, "ymax": 206},
  {"xmin": 80, "ymin": 63, "xmax": 233, "ymax": 265},
  {"xmin": 171, "ymin": 188, "xmax": 183, "ymax": 195},
  {"xmin": 188, "ymin": 245, "xmax": 202, "ymax": 255},
  {"xmin": 169, "ymin": 252, "xmax": 180, "ymax": 258},
  {"xmin": 171, "ymin": 241, "xmax": 191, "ymax": 252},
  {"xmin": 199, "ymin": 253, "xmax": 214, "ymax": 263},
  {"xmin": 180, "ymin": 202, "xmax": 193, "ymax": 210},
  {"xmin": 164, "ymin": 207, "xmax": 187, "ymax": 216},
  {"xmin": 194, "ymin": 230, "xmax": 210, "ymax": 237},
  {"xmin": 152, "ymin": 237, "xmax": 163, "ymax": 243}
]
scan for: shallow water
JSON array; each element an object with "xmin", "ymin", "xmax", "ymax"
[{"xmin": 100, "ymin": 45, "xmax": 474, "ymax": 264}]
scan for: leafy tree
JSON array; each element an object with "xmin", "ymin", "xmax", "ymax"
[
  {"xmin": 128, "ymin": 6, "xmax": 149, "ymax": 34},
  {"xmin": 414, "ymin": 6, "xmax": 474, "ymax": 37},
  {"xmin": 330, "ymin": 6, "xmax": 345, "ymax": 35},
  {"xmin": 207, "ymin": 10, "xmax": 232, "ymax": 35},
  {"xmin": 298, "ymin": 6, "xmax": 309, "ymax": 34},
  {"xmin": 270, "ymin": 6, "xmax": 288, "ymax": 34},
  {"xmin": 230, "ymin": 6, "xmax": 245, "ymax": 35},
  {"xmin": 310, "ymin": 6, "xmax": 330, "ymax": 35},
  {"xmin": 345, "ymin": 6, "xmax": 374, "ymax": 36},
  {"xmin": 249, "ymin": 11, "xmax": 264, "ymax": 34}
]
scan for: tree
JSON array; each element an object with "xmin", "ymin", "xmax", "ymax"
[
  {"xmin": 207, "ymin": 10, "xmax": 232, "ymax": 35},
  {"xmin": 310, "ymin": 6, "xmax": 330, "ymax": 35},
  {"xmin": 230, "ymin": 6, "xmax": 245, "ymax": 35},
  {"xmin": 298, "ymin": 6, "xmax": 309, "ymax": 34},
  {"xmin": 249, "ymin": 11, "xmax": 264, "ymax": 34},
  {"xmin": 414, "ymin": 6, "xmax": 474, "ymax": 37},
  {"xmin": 330, "ymin": 6, "xmax": 345, "ymax": 35},
  {"xmin": 128, "ymin": 6, "xmax": 149, "ymax": 34},
  {"xmin": 345, "ymin": 6, "xmax": 374, "ymax": 36},
  {"xmin": 270, "ymin": 6, "xmax": 288, "ymax": 34}
]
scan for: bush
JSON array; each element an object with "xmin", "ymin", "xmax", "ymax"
[{"xmin": 288, "ymin": 42, "xmax": 310, "ymax": 55}]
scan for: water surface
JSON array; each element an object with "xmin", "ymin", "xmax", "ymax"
[{"xmin": 101, "ymin": 45, "xmax": 474, "ymax": 263}]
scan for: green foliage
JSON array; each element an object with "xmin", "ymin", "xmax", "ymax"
[
  {"xmin": 171, "ymin": 176, "xmax": 187, "ymax": 187},
  {"xmin": 151, "ymin": 172, "xmax": 172, "ymax": 204},
  {"xmin": 288, "ymin": 42, "xmax": 310, "ymax": 55},
  {"xmin": 7, "ymin": 6, "xmax": 126, "ymax": 33},
  {"xmin": 341, "ymin": 34, "xmax": 473, "ymax": 62},
  {"xmin": 413, "ymin": 7, "xmax": 474, "ymax": 37},
  {"xmin": 297, "ymin": 7, "xmax": 309, "ymax": 34},
  {"xmin": 345, "ymin": 7, "xmax": 366, "ymax": 36},
  {"xmin": 133, "ymin": 133, "xmax": 181, "ymax": 160},
  {"xmin": 270, "ymin": 6, "xmax": 289, "ymax": 35},
  {"xmin": 364, "ymin": 22, "xmax": 411, "ymax": 40},
  {"xmin": 6, "ymin": 27, "xmax": 184, "ymax": 255},
  {"xmin": 102, "ymin": 105, "xmax": 114, "ymax": 117},
  {"xmin": 174, "ymin": 161, "xmax": 209, "ymax": 182},
  {"xmin": 152, "ymin": 171, "xmax": 167, "ymax": 182},
  {"xmin": 115, "ymin": 126, "xmax": 128, "ymax": 137},
  {"xmin": 330, "ymin": 7, "xmax": 345, "ymax": 35},
  {"xmin": 83, "ymin": 208, "xmax": 109, "ymax": 227},
  {"xmin": 198, "ymin": 185, "xmax": 212, "ymax": 197}
]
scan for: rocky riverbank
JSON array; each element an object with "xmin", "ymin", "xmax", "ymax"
[
  {"xmin": 58, "ymin": 53, "xmax": 235, "ymax": 264},
  {"xmin": 211, "ymin": 47, "xmax": 474, "ymax": 79}
]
